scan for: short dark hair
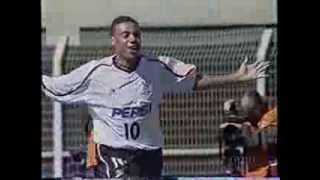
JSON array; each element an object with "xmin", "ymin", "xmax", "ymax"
[
  {"xmin": 242, "ymin": 89, "xmax": 266, "ymax": 108},
  {"xmin": 243, "ymin": 90, "xmax": 264, "ymax": 108},
  {"xmin": 110, "ymin": 16, "xmax": 140, "ymax": 36}
]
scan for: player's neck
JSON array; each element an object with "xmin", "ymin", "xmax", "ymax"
[{"xmin": 113, "ymin": 56, "xmax": 140, "ymax": 73}]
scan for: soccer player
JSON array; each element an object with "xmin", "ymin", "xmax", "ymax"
[{"xmin": 42, "ymin": 16, "xmax": 270, "ymax": 178}]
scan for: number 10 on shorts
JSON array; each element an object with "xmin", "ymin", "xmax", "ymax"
[{"xmin": 124, "ymin": 122, "xmax": 140, "ymax": 140}]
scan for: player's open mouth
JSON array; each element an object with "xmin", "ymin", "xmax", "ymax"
[{"xmin": 128, "ymin": 46, "xmax": 140, "ymax": 53}]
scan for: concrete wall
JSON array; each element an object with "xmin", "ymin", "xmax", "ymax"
[{"xmin": 42, "ymin": 0, "xmax": 277, "ymax": 45}]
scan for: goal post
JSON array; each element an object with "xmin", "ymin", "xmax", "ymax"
[
  {"xmin": 256, "ymin": 28, "xmax": 273, "ymax": 96},
  {"xmin": 52, "ymin": 36, "xmax": 69, "ymax": 178}
]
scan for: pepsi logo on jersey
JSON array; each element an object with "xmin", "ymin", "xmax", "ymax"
[{"xmin": 111, "ymin": 102, "xmax": 152, "ymax": 118}]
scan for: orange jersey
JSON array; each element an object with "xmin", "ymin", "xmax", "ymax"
[
  {"xmin": 86, "ymin": 130, "xmax": 98, "ymax": 168},
  {"xmin": 258, "ymin": 107, "xmax": 277, "ymax": 129},
  {"xmin": 242, "ymin": 107, "xmax": 278, "ymax": 177},
  {"xmin": 241, "ymin": 145, "xmax": 270, "ymax": 177}
]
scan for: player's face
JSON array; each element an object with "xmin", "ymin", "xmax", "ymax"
[{"xmin": 112, "ymin": 22, "xmax": 142, "ymax": 62}]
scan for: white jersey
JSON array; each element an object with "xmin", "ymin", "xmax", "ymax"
[{"xmin": 42, "ymin": 55, "xmax": 196, "ymax": 150}]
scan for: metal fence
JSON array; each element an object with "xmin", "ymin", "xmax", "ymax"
[{"xmin": 41, "ymin": 25, "xmax": 277, "ymax": 178}]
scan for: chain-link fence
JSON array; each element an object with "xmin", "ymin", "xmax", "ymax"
[
  {"xmin": 41, "ymin": 45, "xmax": 55, "ymax": 177},
  {"xmin": 41, "ymin": 25, "xmax": 277, "ymax": 178}
]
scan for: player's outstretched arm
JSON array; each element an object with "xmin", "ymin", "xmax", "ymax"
[
  {"xmin": 42, "ymin": 60, "xmax": 98, "ymax": 104},
  {"xmin": 194, "ymin": 57, "xmax": 270, "ymax": 90}
]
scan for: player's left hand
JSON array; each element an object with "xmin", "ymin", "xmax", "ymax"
[{"xmin": 236, "ymin": 57, "xmax": 271, "ymax": 81}]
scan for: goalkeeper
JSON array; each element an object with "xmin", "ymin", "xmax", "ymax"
[{"xmin": 42, "ymin": 15, "xmax": 270, "ymax": 178}]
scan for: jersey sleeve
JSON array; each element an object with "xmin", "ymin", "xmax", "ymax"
[
  {"xmin": 41, "ymin": 60, "xmax": 97, "ymax": 105},
  {"xmin": 158, "ymin": 56, "xmax": 197, "ymax": 93}
]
